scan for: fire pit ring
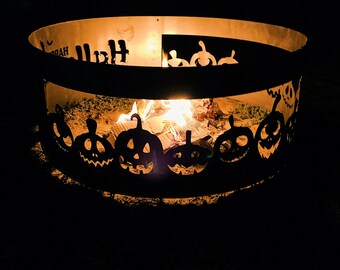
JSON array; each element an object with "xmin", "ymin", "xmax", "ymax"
[{"xmin": 28, "ymin": 16, "xmax": 308, "ymax": 206}]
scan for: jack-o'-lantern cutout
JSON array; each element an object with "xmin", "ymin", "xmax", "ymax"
[
  {"xmin": 46, "ymin": 104, "xmax": 74, "ymax": 153},
  {"xmin": 255, "ymin": 95, "xmax": 284, "ymax": 159},
  {"xmin": 213, "ymin": 114, "xmax": 254, "ymax": 163},
  {"xmin": 165, "ymin": 130, "xmax": 212, "ymax": 175},
  {"xmin": 284, "ymin": 78, "xmax": 301, "ymax": 144},
  {"xmin": 217, "ymin": 50, "xmax": 238, "ymax": 65},
  {"xmin": 74, "ymin": 118, "xmax": 115, "ymax": 167},
  {"xmin": 190, "ymin": 40, "xmax": 217, "ymax": 66},
  {"xmin": 114, "ymin": 113, "xmax": 164, "ymax": 174},
  {"xmin": 285, "ymin": 111, "xmax": 298, "ymax": 145},
  {"xmin": 167, "ymin": 50, "xmax": 190, "ymax": 67},
  {"xmin": 268, "ymin": 80, "xmax": 296, "ymax": 109},
  {"xmin": 282, "ymin": 81, "xmax": 296, "ymax": 109}
]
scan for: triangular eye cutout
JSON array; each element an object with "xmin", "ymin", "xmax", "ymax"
[
  {"xmin": 127, "ymin": 138, "xmax": 134, "ymax": 149},
  {"xmin": 143, "ymin": 143, "xmax": 150, "ymax": 153}
]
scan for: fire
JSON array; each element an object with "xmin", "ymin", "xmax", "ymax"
[
  {"xmin": 162, "ymin": 51, "xmax": 168, "ymax": 67},
  {"xmin": 116, "ymin": 101, "xmax": 138, "ymax": 122},
  {"xmin": 112, "ymin": 97, "xmax": 212, "ymax": 152},
  {"xmin": 117, "ymin": 99, "xmax": 193, "ymax": 128},
  {"xmin": 161, "ymin": 100, "xmax": 192, "ymax": 127},
  {"xmin": 116, "ymin": 53, "xmax": 194, "ymax": 131},
  {"xmin": 162, "ymin": 58, "xmax": 168, "ymax": 67},
  {"xmin": 115, "ymin": 99, "xmax": 195, "ymax": 147}
]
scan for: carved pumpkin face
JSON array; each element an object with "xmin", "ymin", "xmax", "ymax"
[
  {"xmin": 114, "ymin": 113, "xmax": 164, "ymax": 174},
  {"xmin": 74, "ymin": 118, "xmax": 115, "ymax": 167},
  {"xmin": 284, "ymin": 112, "xmax": 297, "ymax": 145},
  {"xmin": 253, "ymin": 94, "xmax": 284, "ymax": 159},
  {"xmin": 255, "ymin": 111, "xmax": 284, "ymax": 159},
  {"xmin": 284, "ymin": 79, "xmax": 300, "ymax": 145},
  {"xmin": 165, "ymin": 130, "xmax": 212, "ymax": 175},
  {"xmin": 213, "ymin": 115, "xmax": 254, "ymax": 164},
  {"xmin": 46, "ymin": 104, "xmax": 74, "ymax": 153},
  {"xmin": 282, "ymin": 82, "xmax": 296, "ymax": 109}
]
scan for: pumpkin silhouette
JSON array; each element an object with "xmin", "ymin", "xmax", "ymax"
[
  {"xmin": 164, "ymin": 130, "xmax": 212, "ymax": 175},
  {"xmin": 190, "ymin": 40, "xmax": 217, "ymax": 67},
  {"xmin": 284, "ymin": 81, "xmax": 300, "ymax": 145},
  {"xmin": 282, "ymin": 81, "xmax": 296, "ymax": 109},
  {"xmin": 255, "ymin": 95, "xmax": 284, "ymax": 159},
  {"xmin": 284, "ymin": 111, "xmax": 298, "ymax": 145},
  {"xmin": 74, "ymin": 118, "xmax": 115, "ymax": 167},
  {"xmin": 114, "ymin": 113, "xmax": 164, "ymax": 174},
  {"xmin": 217, "ymin": 50, "xmax": 238, "ymax": 65},
  {"xmin": 167, "ymin": 50, "xmax": 190, "ymax": 67},
  {"xmin": 213, "ymin": 114, "xmax": 254, "ymax": 164},
  {"xmin": 45, "ymin": 104, "xmax": 74, "ymax": 153}
]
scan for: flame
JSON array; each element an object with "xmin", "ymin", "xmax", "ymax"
[
  {"xmin": 162, "ymin": 58, "xmax": 169, "ymax": 67},
  {"xmin": 116, "ymin": 101, "xmax": 138, "ymax": 122},
  {"xmin": 117, "ymin": 99, "xmax": 192, "ymax": 127},
  {"xmin": 160, "ymin": 99, "xmax": 192, "ymax": 127},
  {"xmin": 162, "ymin": 51, "xmax": 168, "ymax": 67}
]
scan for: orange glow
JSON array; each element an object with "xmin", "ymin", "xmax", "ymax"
[
  {"xmin": 162, "ymin": 53, "xmax": 169, "ymax": 67},
  {"xmin": 160, "ymin": 99, "xmax": 192, "ymax": 127},
  {"xmin": 117, "ymin": 99, "xmax": 193, "ymax": 128},
  {"xmin": 116, "ymin": 101, "xmax": 139, "ymax": 122}
]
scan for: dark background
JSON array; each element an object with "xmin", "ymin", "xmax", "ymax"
[{"xmin": 1, "ymin": 1, "xmax": 339, "ymax": 269}]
